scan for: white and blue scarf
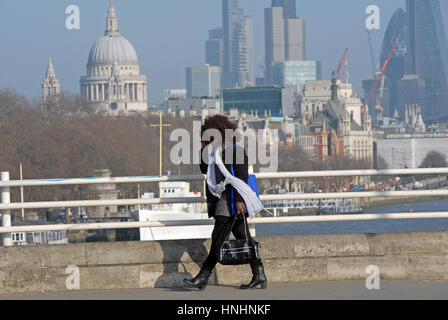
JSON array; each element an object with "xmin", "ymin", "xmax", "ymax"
[{"xmin": 206, "ymin": 145, "xmax": 263, "ymax": 218}]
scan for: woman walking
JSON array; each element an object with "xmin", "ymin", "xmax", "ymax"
[{"xmin": 183, "ymin": 115, "xmax": 267, "ymax": 290}]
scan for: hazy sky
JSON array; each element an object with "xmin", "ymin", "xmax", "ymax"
[{"xmin": 0, "ymin": 0, "xmax": 447, "ymax": 104}]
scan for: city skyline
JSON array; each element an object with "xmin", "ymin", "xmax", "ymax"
[{"xmin": 0, "ymin": 0, "xmax": 447, "ymax": 104}]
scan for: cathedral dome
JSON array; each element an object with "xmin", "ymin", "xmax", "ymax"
[
  {"xmin": 87, "ymin": 35, "xmax": 138, "ymax": 67},
  {"xmin": 80, "ymin": 1, "xmax": 148, "ymax": 115},
  {"xmin": 86, "ymin": 1, "xmax": 139, "ymax": 67}
]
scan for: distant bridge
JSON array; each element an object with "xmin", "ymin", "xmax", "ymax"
[{"xmin": 262, "ymin": 199, "xmax": 362, "ymax": 214}]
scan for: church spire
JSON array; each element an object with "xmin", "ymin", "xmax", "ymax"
[
  {"xmin": 105, "ymin": 0, "xmax": 119, "ymax": 36},
  {"xmin": 42, "ymin": 57, "xmax": 60, "ymax": 101},
  {"xmin": 46, "ymin": 56, "xmax": 55, "ymax": 75}
]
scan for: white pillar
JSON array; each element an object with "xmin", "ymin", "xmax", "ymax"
[{"xmin": 1, "ymin": 172, "xmax": 12, "ymax": 246}]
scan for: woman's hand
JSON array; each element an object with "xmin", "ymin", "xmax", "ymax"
[{"xmin": 236, "ymin": 202, "xmax": 246, "ymax": 215}]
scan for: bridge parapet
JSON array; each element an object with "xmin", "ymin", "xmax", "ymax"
[{"xmin": 1, "ymin": 231, "xmax": 448, "ymax": 294}]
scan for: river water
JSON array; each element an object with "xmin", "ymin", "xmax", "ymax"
[{"xmin": 256, "ymin": 200, "xmax": 448, "ymax": 236}]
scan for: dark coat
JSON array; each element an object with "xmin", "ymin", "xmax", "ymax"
[{"xmin": 200, "ymin": 144, "xmax": 249, "ymax": 218}]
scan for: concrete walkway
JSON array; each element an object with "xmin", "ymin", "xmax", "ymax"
[{"xmin": 1, "ymin": 280, "xmax": 448, "ymax": 300}]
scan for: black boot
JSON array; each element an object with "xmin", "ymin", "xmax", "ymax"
[
  {"xmin": 240, "ymin": 262, "xmax": 267, "ymax": 289},
  {"xmin": 183, "ymin": 265, "xmax": 212, "ymax": 290}
]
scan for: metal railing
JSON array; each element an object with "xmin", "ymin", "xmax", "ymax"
[{"xmin": 1, "ymin": 168, "xmax": 448, "ymax": 246}]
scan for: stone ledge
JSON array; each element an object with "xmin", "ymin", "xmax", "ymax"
[{"xmin": 1, "ymin": 232, "xmax": 448, "ymax": 294}]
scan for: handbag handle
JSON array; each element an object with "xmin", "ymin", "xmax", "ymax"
[
  {"xmin": 223, "ymin": 214, "xmax": 237, "ymax": 243},
  {"xmin": 242, "ymin": 213, "xmax": 249, "ymax": 240},
  {"xmin": 223, "ymin": 213, "xmax": 250, "ymax": 243}
]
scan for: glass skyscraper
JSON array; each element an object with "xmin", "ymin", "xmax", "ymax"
[
  {"xmin": 272, "ymin": 0, "xmax": 296, "ymax": 19},
  {"xmin": 371, "ymin": 1, "xmax": 448, "ymax": 120},
  {"xmin": 272, "ymin": 60, "xmax": 321, "ymax": 87},
  {"xmin": 186, "ymin": 65, "xmax": 221, "ymax": 99},
  {"xmin": 222, "ymin": 0, "xmax": 238, "ymax": 86},
  {"xmin": 221, "ymin": 86, "xmax": 283, "ymax": 115},
  {"xmin": 406, "ymin": 0, "xmax": 448, "ymax": 119},
  {"xmin": 264, "ymin": 0, "xmax": 305, "ymax": 85},
  {"xmin": 222, "ymin": 0, "xmax": 254, "ymax": 88},
  {"xmin": 379, "ymin": 8, "xmax": 408, "ymax": 118},
  {"xmin": 206, "ymin": 28, "xmax": 224, "ymax": 68}
]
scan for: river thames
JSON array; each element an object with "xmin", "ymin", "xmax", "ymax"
[{"xmin": 256, "ymin": 200, "xmax": 448, "ymax": 236}]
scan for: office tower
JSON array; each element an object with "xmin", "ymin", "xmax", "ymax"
[
  {"xmin": 379, "ymin": 8, "xmax": 408, "ymax": 118},
  {"xmin": 222, "ymin": 0, "xmax": 254, "ymax": 88},
  {"xmin": 221, "ymin": 86, "xmax": 284, "ymax": 115},
  {"xmin": 272, "ymin": 0, "xmax": 296, "ymax": 19},
  {"xmin": 272, "ymin": 60, "xmax": 321, "ymax": 87},
  {"xmin": 209, "ymin": 27, "xmax": 224, "ymax": 40},
  {"xmin": 406, "ymin": 0, "xmax": 448, "ymax": 119},
  {"xmin": 285, "ymin": 18, "xmax": 306, "ymax": 60},
  {"xmin": 265, "ymin": 1, "xmax": 305, "ymax": 85},
  {"xmin": 265, "ymin": 7, "xmax": 285, "ymax": 85},
  {"xmin": 206, "ymin": 39, "xmax": 223, "ymax": 67},
  {"xmin": 235, "ymin": 16, "xmax": 254, "ymax": 86},
  {"xmin": 206, "ymin": 28, "xmax": 224, "ymax": 67},
  {"xmin": 397, "ymin": 75, "xmax": 426, "ymax": 118},
  {"xmin": 222, "ymin": 0, "xmax": 238, "ymax": 87},
  {"xmin": 186, "ymin": 65, "xmax": 221, "ymax": 99}
]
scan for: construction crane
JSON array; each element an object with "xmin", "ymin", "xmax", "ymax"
[
  {"xmin": 375, "ymin": 67, "xmax": 387, "ymax": 120},
  {"xmin": 362, "ymin": 44, "xmax": 398, "ymax": 120},
  {"xmin": 366, "ymin": 30, "xmax": 377, "ymax": 75},
  {"xmin": 335, "ymin": 48, "xmax": 349, "ymax": 80}
]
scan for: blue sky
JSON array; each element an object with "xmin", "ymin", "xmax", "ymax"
[{"xmin": 0, "ymin": 0, "xmax": 447, "ymax": 104}]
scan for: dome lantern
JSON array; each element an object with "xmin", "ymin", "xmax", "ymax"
[{"xmin": 105, "ymin": 0, "xmax": 119, "ymax": 36}]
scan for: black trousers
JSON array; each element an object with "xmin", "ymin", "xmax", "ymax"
[{"xmin": 203, "ymin": 215, "xmax": 262, "ymax": 271}]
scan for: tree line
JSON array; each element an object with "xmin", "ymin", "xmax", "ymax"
[{"xmin": 0, "ymin": 88, "xmax": 384, "ymax": 217}]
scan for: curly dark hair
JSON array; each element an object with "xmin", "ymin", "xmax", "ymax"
[{"xmin": 201, "ymin": 115, "xmax": 237, "ymax": 145}]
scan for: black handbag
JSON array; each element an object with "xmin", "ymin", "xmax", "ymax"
[{"xmin": 218, "ymin": 214, "xmax": 260, "ymax": 265}]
